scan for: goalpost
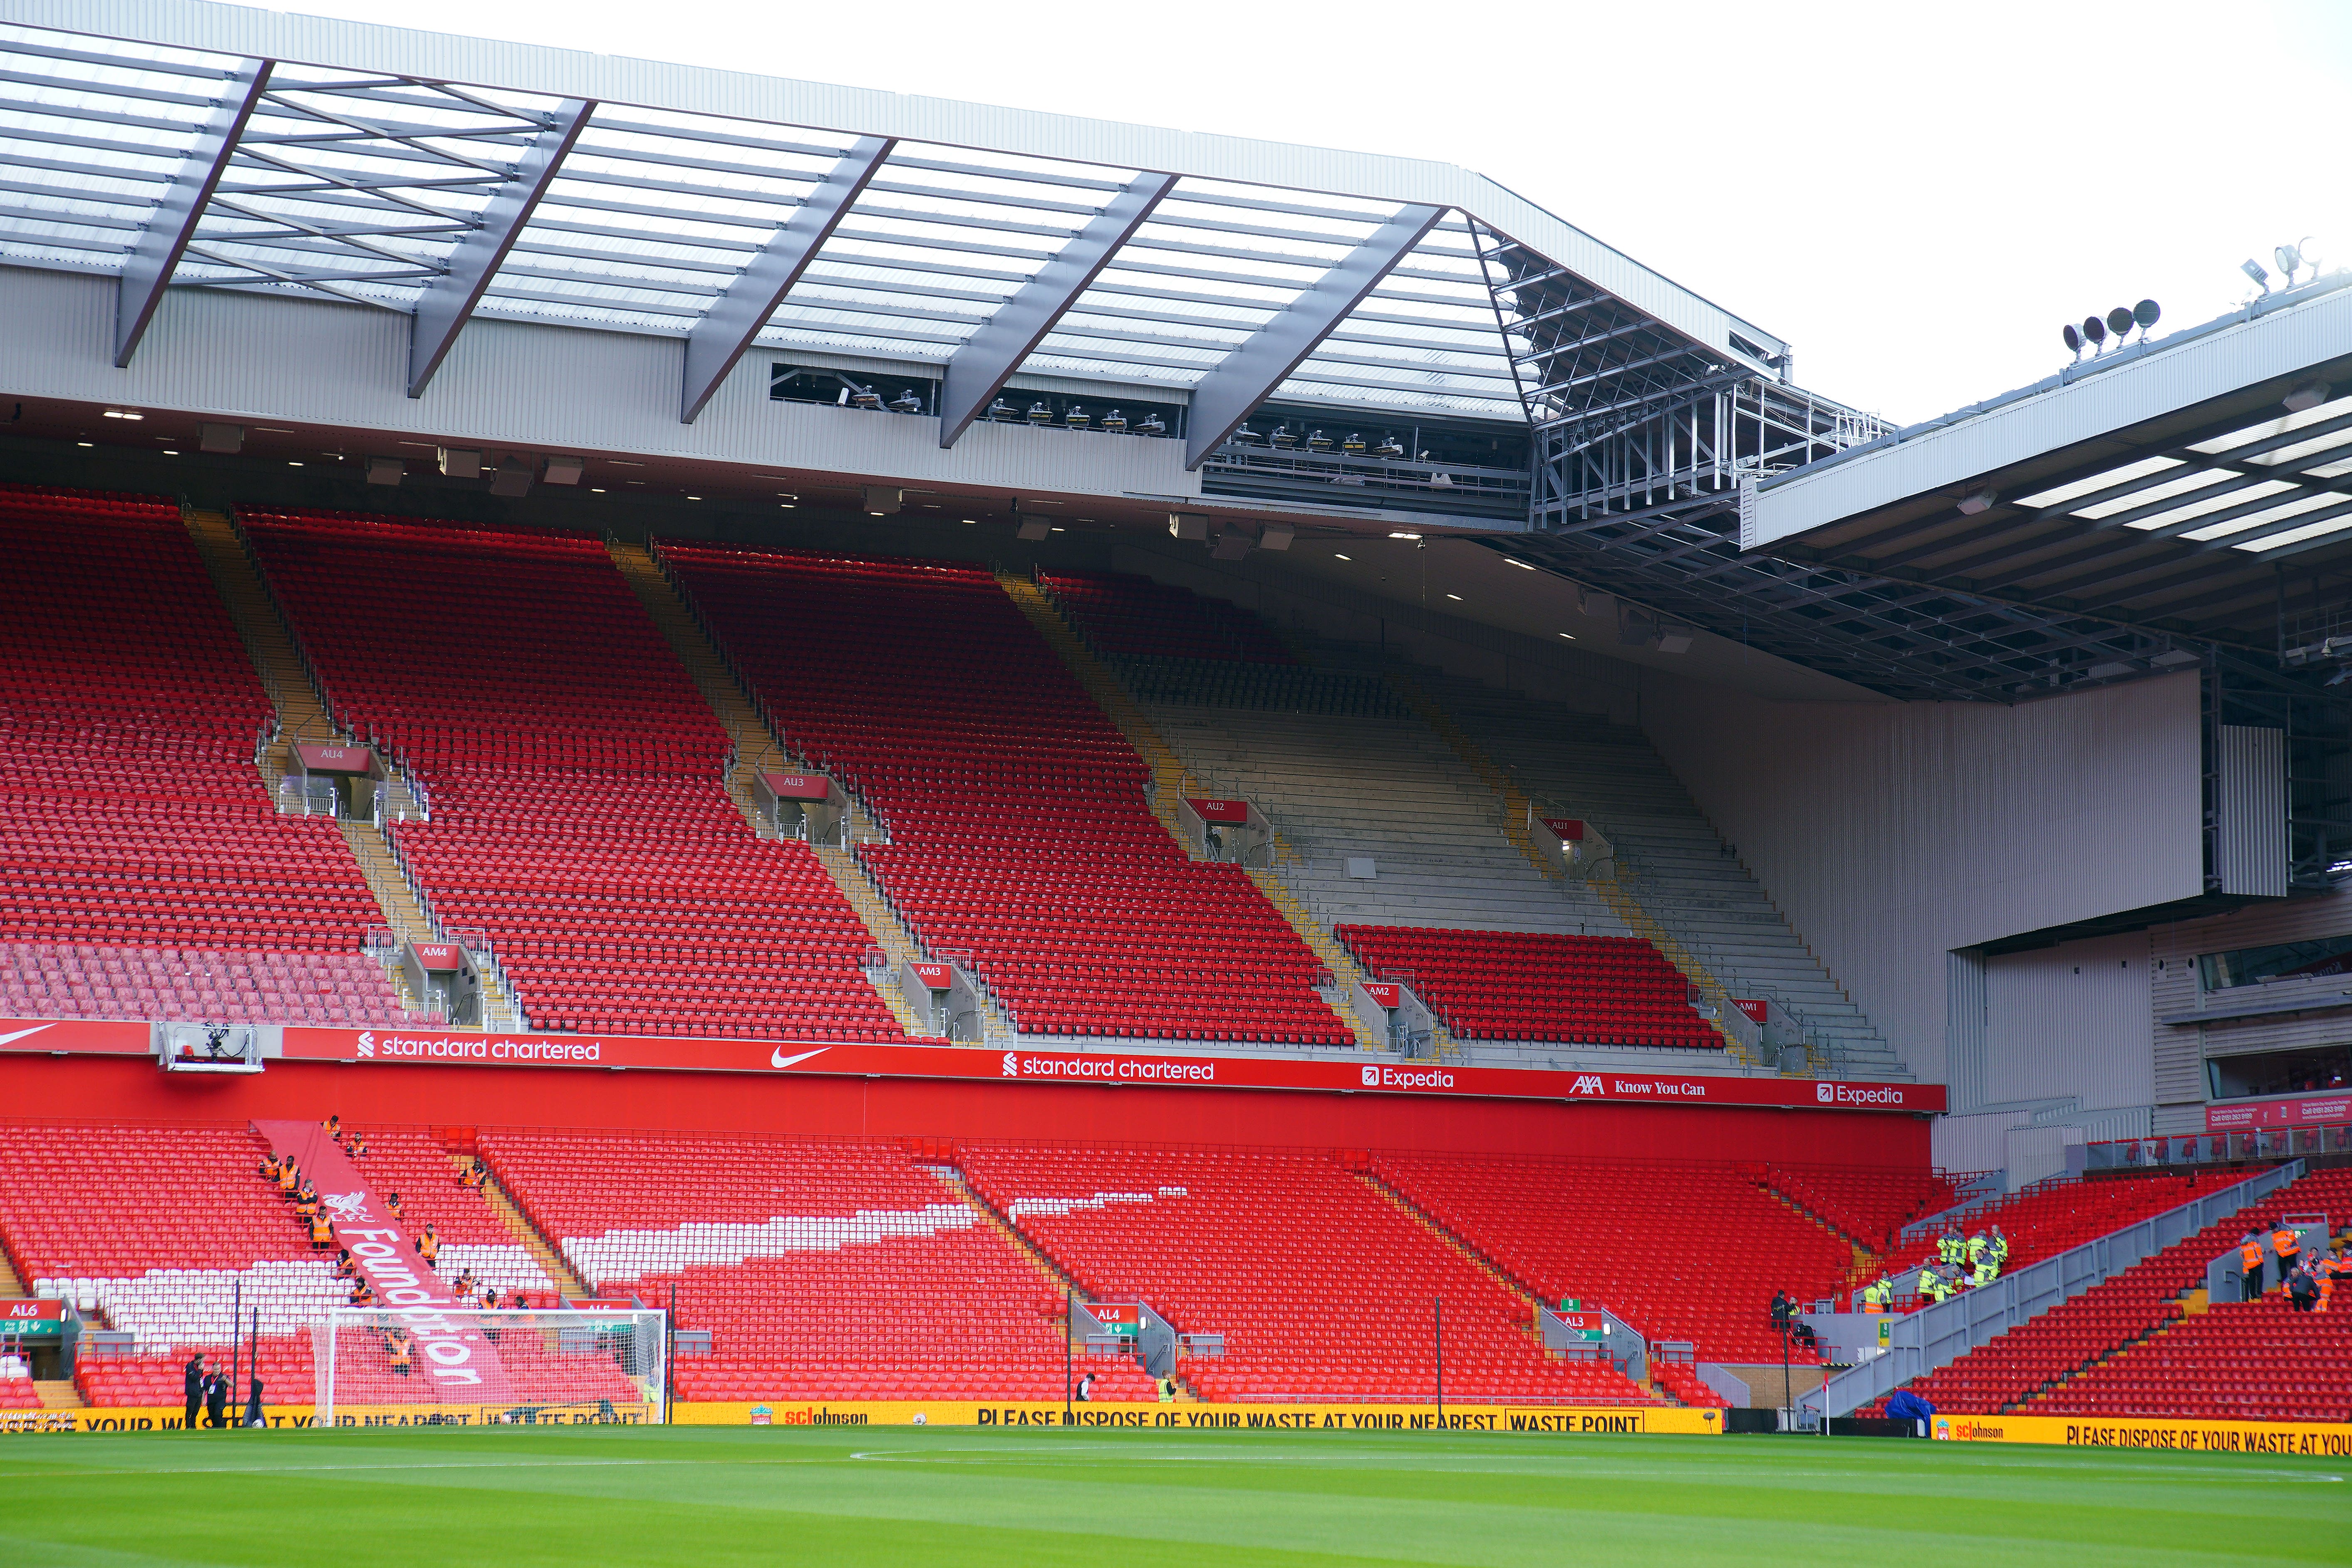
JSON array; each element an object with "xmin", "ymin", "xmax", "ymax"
[{"xmin": 310, "ymin": 1307, "xmax": 668, "ymax": 1429}]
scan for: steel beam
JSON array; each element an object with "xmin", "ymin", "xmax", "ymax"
[
  {"xmin": 406, "ymin": 97, "xmax": 593, "ymax": 398},
  {"xmin": 114, "ymin": 57, "xmax": 271, "ymax": 367},
  {"xmin": 679, "ymin": 135, "xmax": 895, "ymax": 423},
  {"xmin": 1182, "ymin": 202, "xmax": 1445, "ymax": 469},
  {"xmin": 934, "ymin": 171, "xmax": 1174, "ymax": 443}
]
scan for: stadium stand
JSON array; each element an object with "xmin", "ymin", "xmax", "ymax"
[
  {"xmin": 0, "ymin": 944, "xmax": 427, "ymax": 1028},
  {"xmin": 0, "ymin": 1123, "xmax": 339, "ymax": 1403},
  {"xmin": 240, "ymin": 512, "xmax": 903, "ymax": 1042},
  {"xmin": 1336, "ymin": 926, "xmax": 1716, "ymax": 1050},
  {"xmin": 1877, "ymin": 1169, "xmax": 2243, "ymax": 1287},
  {"xmin": 478, "ymin": 1131, "xmax": 1157, "ymax": 1402},
  {"xmin": 1758, "ymin": 1164, "xmax": 1965, "ymax": 1258},
  {"xmin": 0, "ymin": 484, "xmax": 388, "ymax": 1004},
  {"xmin": 1368, "ymin": 1151, "xmax": 1854, "ymax": 1363},
  {"xmin": 1868, "ymin": 1167, "xmax": 2352, "ymax": 1418},
  {"xmin": 2033, "ymin": 1291, "xmax": 2352, "ymax": 1423},
  {"xmin": 1042, "ymin": 570, "xmax": 1297, "ymax": 666},
  {"xmin": 957, "ymin": 1143, "xmax": 1660, "ymax": 1405},
  {"xmin": 659, "ymin": 544, "xmax": 1348, "ymax": 1046},
  {"xmin": 344, "ymin": 1127, "xmax": 554, "ymax": 1299}
]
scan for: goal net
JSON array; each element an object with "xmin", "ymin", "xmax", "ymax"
[{"xmin": 310, "ymin": 1308, "xmax": 667, "ymax": 1429}]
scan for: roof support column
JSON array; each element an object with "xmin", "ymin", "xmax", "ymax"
[
  {"xmin": 114, "ymin": 57, "xmax": 272, "ymax": 367},
  {"xmin": 1182, "ymin": 203, "xmax": 1445, "ymax": 470},
  {"xmin": 936, "ymin": 171, "xmax": 1175, "ymax": 447},
  {"xmin": 406, "ymin": 97, "xmax": 594, "ymax": 398},
  {"xmin": 679, "ymin": 135, "xmax": 895, "ymax": 424}
]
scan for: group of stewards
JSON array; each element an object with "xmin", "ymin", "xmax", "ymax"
[
  {"xmin": 1857, "ymin": 1224, "xmax": 2010, "ymax": 1312},
  {"xmin": 258, "ymin": 1119, "xmax": 522, "ymax": 1311},
  {"xmin": 2237, "ymin": 1224, "xmax": 2352, "ymax": 1310}
]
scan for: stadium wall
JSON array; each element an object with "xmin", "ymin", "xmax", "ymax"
[
  {"xmin": 8, "ymin": 1057, "xmax": 1928, "ymax": 1165},
  {"xmin": 1638, "ymin": 669, "xmax": 2202, "ymax": 1095}
]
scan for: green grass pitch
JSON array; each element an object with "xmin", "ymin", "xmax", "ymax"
[{"xmin": 0, "ymin": 1426, "xmax": 2343, "ymax": 1566}]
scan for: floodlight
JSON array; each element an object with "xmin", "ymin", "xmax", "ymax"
[
  {"xmin": 2277, "ymin": 243, "xmax": 2303, "ymax": 279},
  {"xmin": 2105, "ymin": 306, "xmax": 2135, "ymax": 339},
  {"xmin": 2243, "ymin": 258, "xmax": 2272, "ymax": 292},
  {"xmin": 1100, "ymin": 409, "xmax": 1128, "ymax": 434},
  {"xmin": 985, "ymin": 397, "xmax": 1017, "ymax": 422},
  {"xmin": 2285, "ymin": 381, "xmax": 2332, "ymax": 414},
  {"xmin": 1026, "ymin": 401, "xmax": 1052, "ymax": 426},
  {"xmin": 1374, "ymin": 434, "xmax": 1404, "ymax": 458},
  {"xmin": 1958, "ymin": 488, "xmax": 1998, "ymax": 516},
  {"xmin": 888, "ymin": 389, "xmax": 922, "ymax": 414},
  {"xmin": 1271, "ymin": 425, "xmax": 1298, "ymax": 449},
  {"xmin": 1063, "ymin": 405, "xmax": 1090, "ymax": 429},
  {"xmin": 2081, "ymin": 315, "xmax": 2107, "ymax": 347},
  {"xmin": 2062, "ymin": 323, "xmax": 2083, "ymax": 355},
  {"xmin": 1306, "ymin": 430, "xmax": 1333, "ymax": 452},
  {"xmin": 1136, "ymin": 413, "xmax": 1166, "ymax": 437},
  {"xmin": 1341, "ymin": 433, "xmax": 1366, "ymax": 455},
  {"xmin": 846, "ymin": 381, "xmax": 883, "ymax": 411},
  {"xmin": 2133, "ymin": 299, "xmax": 2161, "ymax": 329},
  {"xmin": 1232, "ymin": 424, "xmax": 1264, "ymax": 446}
]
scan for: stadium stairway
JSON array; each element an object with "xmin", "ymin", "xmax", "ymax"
[
  {"xmin": 454, "ymin": 1150, "xmax": 589, "ymax": 1299},
  {"xmin": 997, "ymin": 572, "xmax": 1387, "ymax": 1054},
  {"xmin": 613, "ymin": 540, "xmax": 926, "ymax": 1036},
  {"xmin": 186, "ymin": 507, "xmax": 466, "ymax": 1024},
  {"xmin": 1401, "ymin": 667, "xmax": 1906, "ymax": 1081}
]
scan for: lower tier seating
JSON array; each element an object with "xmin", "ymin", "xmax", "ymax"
[
  {"xmin": 478, "ymin": 1131, "xmax": 1152, "ymax": 1402},
  {"xmin": 1870, "ymin": 1167, "xmax": 2352, "ymax": 1419},
  {"xmin": 2032, "ymin": 1293, "xmax": 2352, "ymax": 1422},
  {"xmin": 1, "ymin": 943, "xmax": 431, "ymax": 1027},
  {"xmin": 1761, "ymin": 1164, "xmax": 1965, "ymax": 1257},
  {"xmin": 1880, "ymin": 1168, "xmax": 2243, "ymax": 1287},
  {"xmin": 958, "ymin": 1144, "xmax": 1658, "ymax": 1405},
  {"xmin": 1336, "ymin": 926, "xmax": 1717, "ymax": 1049},
  {"xmin": 347, "ymin": 1128, "xmax": 553, "ymax": 1299},
  {"xmin": 1372, "ymin": 1151, "xmax": 1850, "ymax": 1363}
]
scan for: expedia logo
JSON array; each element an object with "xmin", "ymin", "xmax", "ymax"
[
  {"xmin": 1001, "ymin": 1050, "xmax": 1019, "ymax": 1078},
  {"xmin": 1571, "ymin": 1074, "xmax": 1605, "ymax": 1095},
  {"xmin": 1817, "ymin": 1082, "xmax": 1834, "ymax": 1102},
  {"xmin": 1361, "ymin": 1065, "xmax": 1380, "ymax": 1087},
  {"xmin": 1826, "ymin": 1084, "xmax": 1905, "ymax": 1106}
]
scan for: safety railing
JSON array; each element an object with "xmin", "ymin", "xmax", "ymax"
[{"xmin": 1805, "ymin": 1158, "xmax": 2304, "ymax": 1419}]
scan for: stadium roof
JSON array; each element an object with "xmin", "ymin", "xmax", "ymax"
[
  {"xmin": 1747, "ymin": 273, "xmax": 2352, "ymax": 651},
  {"xmin": 0, "ymin": 0, "xmax": 1788, "ymax": 463}
]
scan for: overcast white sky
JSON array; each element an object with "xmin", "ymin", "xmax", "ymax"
[{"xmin": 283, "ymin": 0, "xmax": 2351, "ymax": 426}]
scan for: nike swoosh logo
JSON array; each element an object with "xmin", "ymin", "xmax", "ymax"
[
  {"xmin": 770, "ymin": 1047, "xmax": 828, "ymax": 1070},
  {"xmin": 0, "ymin": 1023, "xmax": 55, "ymax": 1048}
]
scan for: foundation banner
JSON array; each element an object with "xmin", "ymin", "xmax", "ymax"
[{"xmin": 1932, "ymin": 1411, "xmax": 2352, "ymax": 1454}]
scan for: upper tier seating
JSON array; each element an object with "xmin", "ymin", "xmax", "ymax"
[
  {"xmin": 958, "ymin": 1144, "xmax": 1659, "ymax": 1405},
  {"xmin": 1401, "ymin": 663, "xmax": 1908, "ymax": 1080},
  {"xmin": 1338, "ymin": 926, "xmax": 1715, "ymax": 1050},
  {"xmin": 242, "ymin": 512, "xmax": 902, "ymax": 1043},
  {"xmin": 661, "ymin": 545, "xmax": 1346, "ymax": 1045},
  {"xmin": 1042, "ymin": 570, "xmax": 1296, "ymax": 664},
  {"xmin": 1371, "ymin": 1152, "xmax": 1854, "ymax": 1363},
  {"xmin": 0, "ymin": 485, "xmax": 382, "ymax": 972},
  {"xmin": 1879, "ymin": 1169, "xmax": 2242, "ymax": 1288},
  {"xmin": 479, "ymin": 1131, "xmax": 1154, "ymax": 1402},
  {"xmin": 1, "ymin": 943, "xmax": 431, "ymax": 1028},
  {"xmin": 1869, "ymin": 1167, "xmax": 2352, "ymax": 1418}
]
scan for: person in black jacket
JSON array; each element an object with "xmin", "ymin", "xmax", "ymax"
[
  {"xmin": 182, "ymin": 1353, "xmax": 205, "ymax": 1431},
  {"xmin": 203, "ymin": 1370, "xmax": 229, "ymax": 1429}
]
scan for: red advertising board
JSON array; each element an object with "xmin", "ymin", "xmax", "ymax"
[
  {"xmin": 2206, "ymin": 1094, "xmax": 2352, "ymax": 1131},
  {"xmin": 271, "ymin": 1026, "xmax": 1942, "ymax": 1114},
  {"xmin": 1733, "ymin": 999, "xmax": 1770, "ymax": 1026},
  {"xmin": 1540, "ymin": 818, "xmax": 1586, "ymax": 841},
  {"xmin": 1360, "ymin": 983, "xmax": 1402, "ymax": 1010},
  {"xmin": 0, "ymin": 1019, "xmax": 149, "ymax": 1056},
  {"xmin": 911, "ymin": 964, "xmax": 952, "ymax": 990},
  {"xmin": 1, "ymin": 1300, "xmax": 64, "ymax": 1327},
  {"xmin": 1185, "ymin": 798, "xmax": 1251, "ymax": 825},
  {"xmin": 293, "ymin": 743, "xmax": 372, "ymax": 774},
  {"xmin": 761, "ymin": 772, "xmax": 831, "ymax": 802}
]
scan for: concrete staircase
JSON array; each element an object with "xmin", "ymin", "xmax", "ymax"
[
  {"xmin": 612, "ymin": 539, "xmax": 924, "ymax": 1037},
  {"xmin": 1000, "ymin": 572, "xmax": 1385, "ymax": 1055},
  {"xmin": 1407, "ymin": 668, "xmax": 1908, "ymax": 1082},
  {"xmin": 462, "ymin": 1156, "xmax": 590, "ymax": 1299}
]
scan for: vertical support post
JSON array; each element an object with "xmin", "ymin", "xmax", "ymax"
[
  {"xmin": 1064, "ymin": 1291, "xmax": 1074, "ymax": 1426},
  {"xmin": 665, "ymin": 1284, "xmax": 677, "ymax": 1426},
  {"xmin": 230, "ymin": 1276, "xmax": 242, "ymax": 1423},
  {"xmin": 1433, "ymin": 1296, "xmax": 1444, "ymax": 1422}
]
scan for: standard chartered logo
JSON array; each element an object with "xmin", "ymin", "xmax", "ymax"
[{"xmin": 1001, "ymin": 1050, "xmax": 1020, "ymax": 1077}]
